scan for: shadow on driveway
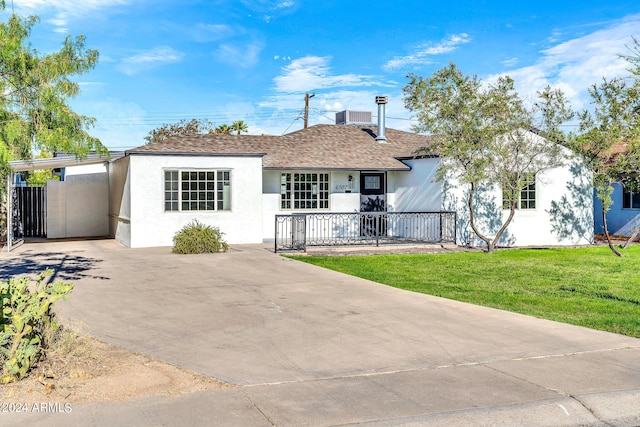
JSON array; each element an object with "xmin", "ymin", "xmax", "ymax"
[{"xmin": 0, "ymin": 250, "xmax": 108, "ymax": 283}]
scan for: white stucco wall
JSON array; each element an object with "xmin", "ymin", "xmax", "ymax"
[
  {"xmin": 259, "ymin": 151, "xmax": 592, "ymax": 247},
  {"xmin": 128, "ymin": 154, "xmax": 263, "ymax": 248},
  {"xmin": 263, "ymin": 165, "xmax": 445, "ymax": 242},
  {"xmin": 46, "ymin": 180, "xmax": 66, "ymax": 238},
  {"xmin": 64, "ymin": 163, "xmax": 108, "ymax": 176},
  {"xmin": 444, "ymin": 154, "xmax": 594, "ymax": 247},
  {"xmin": 389, "ymin": 158, "xmax": 442, "ymax": 212},
  {"xmin": 261, "ymin": 170, "xmax": 363, "ymax": 241},
  {"xmin": 108, "ymin": 156, "xmax": 131, "ymax": 247},
  {"xmin": 47, "ymin": 164, "xmax": 109, "ymax": 238}
]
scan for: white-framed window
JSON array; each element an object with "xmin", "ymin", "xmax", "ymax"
[
  {"xmin": 502, "ymin": 174, "xmax": 536, "ymax": 210},
  {"xmin": 364, "ymin": 175, "xmax": 381, "ymax": 190},
  {"xmin": 280, "ymin": 172, "xmax": 329, "ymax": 209},
  {"xmin": 164, "ymin": 169, "xmax": 231, "ymax": 212},
  {"xmin": 622, "ymin": 187, "xmax": 640, "ymax": 209}
]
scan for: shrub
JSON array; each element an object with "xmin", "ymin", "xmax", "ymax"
[
  {"xmin": 0, "ymin": 270, "xmax": 74, "ymax": 383},
  {"xmin": 172, "ymin": 220, "xmax": 229, "ymax": 254}
]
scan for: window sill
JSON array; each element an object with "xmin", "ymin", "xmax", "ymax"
[{"xmin": 164, "ymin": 210, "xmax": 233, "ymax": 213}]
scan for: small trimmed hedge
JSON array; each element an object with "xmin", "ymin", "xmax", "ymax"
[{"xmin": 172, "ymin": 220, "xmax": 229, "ymax": 254}]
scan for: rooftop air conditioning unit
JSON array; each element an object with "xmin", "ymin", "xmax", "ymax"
[{"xmin": 335, "ymin": 110, "xmax": 372, "ymax": 125}]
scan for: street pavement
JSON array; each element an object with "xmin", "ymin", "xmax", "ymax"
[{"xmin": 1, "ymin": 239, "xmax": 639, "ymax": 426}]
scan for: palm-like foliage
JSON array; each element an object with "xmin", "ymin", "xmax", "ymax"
[
  {"xmin": 215, "ymin": 123, "xmax": 231, "ymax": 135},
  {"xmin": 230, "ymin": 120, "xmax": 248, "ymax": 135}
]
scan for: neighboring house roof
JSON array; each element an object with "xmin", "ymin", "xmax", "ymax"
[
  {"xmin": 127, "ymin": 124, "xmax": 436, "ymax": 171},
  {"xmin": 611, "ymin": 141, "xmax": 630, "ymax": 155}
]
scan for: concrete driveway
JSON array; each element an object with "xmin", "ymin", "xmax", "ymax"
[{"xmin": 2, "ymin": 239, "xmax": 640, "ymax": 426}]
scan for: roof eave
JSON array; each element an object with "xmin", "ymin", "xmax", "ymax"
[
  {"xmin": 263, "ymin": 166, "xmax": 412, "ymax": 171},
  {"xmin": 125, "ymin": 151, "xmax": 267, "ymax": 157},
  {"xmin": 9, "ymin": 152, "xmax": 123, "ymax": 172},
  {"xmin": 394, "ymin": 154, "xmax": 440, "ymax": 160}
]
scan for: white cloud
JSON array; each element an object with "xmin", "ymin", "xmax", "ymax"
[
  {"xmin": 117, "ymin": 46, "xmax": 184, "ymax": 76},
  {"xmin": 13, "ymin": 0, "xmax": 131, "ymax": 32},
  {"xmin": 240, "ymin": 0, "xmax": 298, "ymax": 22},
  {"xmin": 487, "ymin": 13, "xmax": 640, "ymax": 110},
  {"xmin": 215, "ymin": 41, "xmax": 264, "ymax": 69},
  {"xmin": 383, "ymin": 33, "xmax": 471, "ymax": 71},
  {"xmin": 502, "ymin": 57, "xmax": 520, "ymax": 68},
  {"xmin": 258, "ymin": 88, "xmax": 413, "ymax": 135},
  {"xmin": 273, "ymin": 56, "xmax": 386, "ymax": 93},
  {"xmin": 191, "ymin": 23, "xmax": 235, "ymax": 43},
  {"xmin": 240, "ymin": 0, "xmax": 297, "ymax": 12},
  {"xmin": 258, "ymin": 56, "xmax": 405, "ymax": 134}
]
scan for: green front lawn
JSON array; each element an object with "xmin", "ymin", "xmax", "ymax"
[{"xmin": 290, "ymin": 246, "xmax": 640, "ymax": 338}]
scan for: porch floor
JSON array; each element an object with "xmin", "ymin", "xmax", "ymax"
[{"xmin": 300, "ymin": 242, "xmax": 466, "ymax": 256}]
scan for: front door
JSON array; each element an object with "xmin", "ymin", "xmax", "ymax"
[
  {"xmin": 360, "ymin": 173, "xmax": 386, "ymax": 212},
  {"xmin": 360, "ymin": 173, "xmax": 387, "ymax": 237}
]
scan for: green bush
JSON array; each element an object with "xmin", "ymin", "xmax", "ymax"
[
  {"xmin": 0, "ymin": 270, "xmax": 74, "ymax": 383},
  {"xmin": 172, "ymin": 220, "xmax": 229, "ymax": 254}
]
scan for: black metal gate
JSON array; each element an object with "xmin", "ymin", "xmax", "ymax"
[
  {"xmin": 14, "ymin": 187, "xmax": 47, "ymax": 238},
  {"xmin": 275, "ymin": 211, "xmax": 457, "ymax": 252}
]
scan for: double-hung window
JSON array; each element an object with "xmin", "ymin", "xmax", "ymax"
[
  {"xmin": 502, "ymin": 174, "xmax": 536, "ymax": 210},
  {"xmin": 623, "ymin": 187, "xmax": 640, "ymax": 209},
  {"xmin": 164, "ymin": 170, "xmax": 231, "ymax": 212},
  {"xmin": 280, "ymin": 172, "xmax": 329, "ymax": 209}
]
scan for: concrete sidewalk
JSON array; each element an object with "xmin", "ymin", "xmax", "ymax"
[{"xmin": 2, "ymin": 239, "xmax": 640, "ymax": 426}]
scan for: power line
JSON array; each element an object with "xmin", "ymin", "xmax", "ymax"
[{"xmin": 281, "ymin": 115, "xmax": 303, "ymax": 135}]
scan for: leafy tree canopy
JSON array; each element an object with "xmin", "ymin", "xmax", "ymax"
[
  {"xmin": 403, "ymin": 63, "xmax": 572, "ymax": 253},
  {"xmin": 144, "ymin": 118, "xmax": 216, "ymax": 143},
  {"xmin": 145, "ymin": 119, "xmax": 250, "ymax": 143},
  {"xmin": 23, "ymin": 150, "xmax": 59, "ymax": 186},
  {"xmin": 0, "ymin": 2, "xmax": 104, "ymax": 178},
  {"xmin": 567, "ymin": 39, "xmax": 640, "ymax": 255}
]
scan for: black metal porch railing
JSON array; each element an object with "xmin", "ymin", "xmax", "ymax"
[{"xmin": 275, "ymin": 211, "xmax": 457, "ymax": 252}]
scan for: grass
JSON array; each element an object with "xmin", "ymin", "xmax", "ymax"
[{"xmin": 290, "ymin": 245, "xmax": 640, "ymax": 338}]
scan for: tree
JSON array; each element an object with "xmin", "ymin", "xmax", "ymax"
[
  {"xmin": 403, "ymin": 63, "xmax": 571, "ymax": 253},
  {"xmin": 214, "ymin": 123, "xmax": 231, "ymax": 135},
  {"xmin": 0, "ymin": 4, "xmax": 104, "ymax": 177},
  {"xmin": 24, "ymin": 150, "xmax": 59, "ymax": 186},
  {"xmin": 230, "ymin": 120, "xmax": 248, "ymax": 135},
  {"xmin": 144, "ymin": 118, "xmax": 215, "ymax": 143},
  {"xmin": 145, "ymin": 119, "xmax": 250, "ymax": 142},
  {"xmin": 568, "ymin": 42, "xmax": 640, "ymax": 256}
]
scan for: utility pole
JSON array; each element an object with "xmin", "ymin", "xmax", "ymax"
[{"xmin": 303, "ymin": 92, "xmax": 315, "ymax": 129}]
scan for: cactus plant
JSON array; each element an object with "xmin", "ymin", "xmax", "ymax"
[{"xmin": 0, "ymin": 270, "xmax": 73, "ymax": 382}]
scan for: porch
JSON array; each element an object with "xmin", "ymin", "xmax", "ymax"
[{"xmin": 275, "ymin": 211, "xmax": 456, "ymax": 252}]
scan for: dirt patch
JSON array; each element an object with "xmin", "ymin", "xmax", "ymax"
[{"xmin": 1, "ymin": 334, "xmax": 231, "ymax": 404}]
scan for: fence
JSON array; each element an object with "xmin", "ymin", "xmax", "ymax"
[
  {"xmin": 14, "ymin": 186, "xmax": 47, "ymax": 238},
  {"xmin": 275, "ymin": 211, "xmax": 456, "ymax": 252}
]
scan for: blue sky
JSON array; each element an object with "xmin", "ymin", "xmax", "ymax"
[{"xmin": 9, "ymin": 0, "xmax": 640, "ymax": 150}]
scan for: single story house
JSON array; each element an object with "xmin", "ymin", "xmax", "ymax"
[
  {"xmin": 7, "ymin": 98, "xmax": 594, "ymax": 249},
  {"xmin": 594, "ymin": 183, "xmax": 640, "ymax": 236},
  {"xmin": 593, "ymin": 142, "xmax": 640, "ymax": 237}
]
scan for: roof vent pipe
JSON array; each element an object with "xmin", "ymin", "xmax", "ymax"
[{"xmin": 375, "ymin": 95, "xmax": 388, "ymax": 142}]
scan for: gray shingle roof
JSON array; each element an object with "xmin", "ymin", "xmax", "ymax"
[{"xmin": 127, "ymin": 124, "xmax": 436, "ymax": 170}]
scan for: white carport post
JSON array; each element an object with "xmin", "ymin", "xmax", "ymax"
[{"xmin": 6, "ymin": 173, "xmax": 12, "ymax": 252}]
